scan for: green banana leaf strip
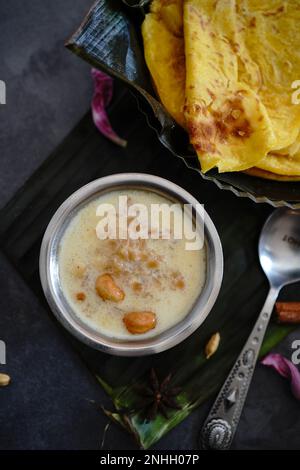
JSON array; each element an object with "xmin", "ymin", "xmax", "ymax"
[
  {"xmin": 66, "ymin": 0, "xmax": 300, "ymax": 205},
  {"xmin": 97, "ymin": 322, "xmax": 297, "ymax": 449},
  {"xmin": 89, "ymin": 201, "xmax": 300, "ymax": 449}
]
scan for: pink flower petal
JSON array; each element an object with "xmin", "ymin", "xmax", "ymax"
[
  {"xmin": 261, "ymin": 353, "xmax": 300, "ymax": 400},
  {"xmin": 91, "ymin": 68, "xmax": 127, "ymax": 147}
]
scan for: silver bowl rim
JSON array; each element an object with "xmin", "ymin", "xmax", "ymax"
[{"xmin": 39, "ymin": 173, "xmax": 223, "ymax": 356}]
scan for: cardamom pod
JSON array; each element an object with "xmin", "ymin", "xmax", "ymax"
[
  {"xmin": 205, "ymin": 332, "xmax": 220, "ymax": 359},
  {"xmin": 0, "ymin": 373, "xmax": 10, "ymax": 387}
]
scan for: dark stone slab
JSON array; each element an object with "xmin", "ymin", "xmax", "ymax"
[{"xmin": 0, "ymin": 0, "xmax": 299, "ymax": 451}]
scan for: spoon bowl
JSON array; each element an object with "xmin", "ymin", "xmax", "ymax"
[
  {"xmin": 259, "ymin": 208, "xmax": 300, "ymax": 288},
  {"xmin": 201, "ymin": 207, "xmax": 300, "ymax": 450}
]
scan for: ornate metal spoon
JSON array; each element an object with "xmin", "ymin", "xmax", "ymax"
[{"xmin": 200, "ymin": 207, "xmax": 300, "ymax": 450}]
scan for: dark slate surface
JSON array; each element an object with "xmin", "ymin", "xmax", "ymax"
[{"xmin": 0, "ymin": 0, "xmax": 299, "ymax": 451}]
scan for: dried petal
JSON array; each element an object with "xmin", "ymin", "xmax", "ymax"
[
  {"xmin": 261, "ymin": 353, "xmax": 300, "ymax": 400},
  {"xmin": 165, "ymin": 386, "xmax": 182, "ymax": 396},
  {"xmin": 91, "ymin": 68, "xmax": 127, "ymax": 147},
  {"xmin": 158, "ymin": 401, "xmax": 169, "ymax": 419},
  {"xmin": 150, "ymin": 368, "xmax": 159, "ymax": 392},
  {"xmin": 146, "ymin": 401, "xmax": 158, "ymax": 421},
  {"xmin": 161, "ymin": 396, "xmax": 181, "ymax": 410},
  {"xmin": 160, "ymin": 373, "xmax": 172, "ymax": 392},
  {"xmin": 134, "ymin": 385, "xmax": 154, "ymax": 398}
]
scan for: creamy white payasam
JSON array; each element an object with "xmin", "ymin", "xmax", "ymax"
[{"xmin": 59, "ymin": 189, "xmax": 206, "ymax": 339}]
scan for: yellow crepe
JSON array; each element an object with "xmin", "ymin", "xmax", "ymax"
[
  {"xmin": 142, "ymin": 0, "xmax": 300, "ymax": 178},
  {"xmin": 236, "ymin": 0, "xmax": 300, "ymax": 152},
  {"xmin": 184, "ymin": 0, "xmax": 275, "ymax": 172},
  {"xmin": 184, "ymin": 0, "xmax": 300, "ymax": 173},
  {"xmin": 142, "ymin": 0, "xmax": 186, "ymax": 128},
  {"xmin": 246, "ymin": 167, "xmax": 300, "ymax": 181},
  {"xmin": 257, "ymin": 132, "xmax": 300, "ymax": 176},
  {"xmin": 235, "ymin": 0, "xmax": 300, "ymax": 176}
]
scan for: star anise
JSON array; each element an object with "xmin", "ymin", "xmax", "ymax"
[{"xmin": 135, "ymin": 368, "xmax": 182, "ymax": 421}]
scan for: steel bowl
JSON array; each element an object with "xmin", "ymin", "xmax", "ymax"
[{"xmin": 39, "ymin": 173, "xmax": 223, "ymax": 356}]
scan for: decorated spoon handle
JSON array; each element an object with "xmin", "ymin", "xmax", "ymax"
[{"xmin": 200, "ymin": 286, "xmax": 279, "ymax": 450}]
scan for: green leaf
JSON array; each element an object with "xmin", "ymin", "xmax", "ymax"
[
  {"xmin": 90, "ymin": 199, "xmax": 300, "ymax": 448},
  {"xmin": 98, "ymin": 322, "xmax": 297, "ymax": 449},
  {"xmin": 259, "ymin": 323, "xmax": 295, "ymax": 358}
]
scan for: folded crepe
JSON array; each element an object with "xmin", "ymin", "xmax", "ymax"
[
  {"xmin": 142, "ymin": 0, "xmax": 300, "ymax": 178},
  {"xmin": 142, "ymin": 0, "xmax": 186, "ymax": 128}
]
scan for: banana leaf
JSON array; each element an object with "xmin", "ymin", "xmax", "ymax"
[
  {"xmin": 0, "ymin": 91, "xmax": 298, "ymax": 451},
  {"xmin": 97, "ymin": 322, "xmax": 295, "ymax": 449},
  {"xmin": 0, "ymin": 108, "xmax": 298, "ymax": 447},
  {"xmin": 0, "ymin": 0, "xmax": 298, "ymax": 450},
  {"xmin": 66, "ymin": 0, "xmax": 300, "ymax": 206},
  {"xmin": 76, "ymin": 199, "xmax": 298, "ymax": 449}
]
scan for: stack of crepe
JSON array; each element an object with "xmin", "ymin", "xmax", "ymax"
[{"xmin": 142, "ymin": 0, "xmax": 300, "ymax": 180}]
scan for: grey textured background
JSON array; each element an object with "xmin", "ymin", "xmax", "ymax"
[{"xmin": 0, "ymin": 0, "xmax": 299, "ymax": 450}]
